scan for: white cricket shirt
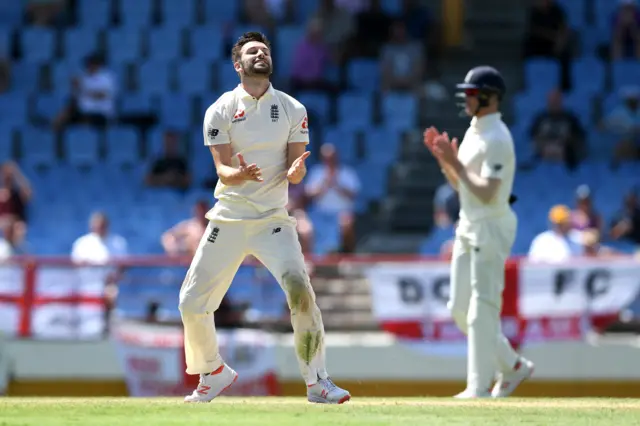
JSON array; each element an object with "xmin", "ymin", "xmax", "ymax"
[
  {"xmin": 203, "ymin": 84, "xmax": 309, "ymax": 221},
  {"xmin": 456, "ymin": 112, "xmax": 515, "ymax": 223}
]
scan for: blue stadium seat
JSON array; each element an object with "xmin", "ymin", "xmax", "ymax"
[
  {"xmin": 611, "ymin": 61, "xmax": 640, "ymax": 91},
  {"xmin": 107, "ymin": 29, "xmax": 142, "ymax": 64},
  {"xmin": 524, "ymin": 59, "xmax": 560, "ymax": 92},
  {"xmin": 381, "ymin": 0, "xmax": 402, "ymax": 16},
  {"xmin": 347, "ymin": 59, "xmax": 379, "ymax": 92},
  {"xmin": 594, "ymin": 0, "xmax": 618, "ymax": 31},
  {"xmin": 323, "ymin": 127, "xmax": 357, "ymax": 164},
  {"xmin": 51, "ymin": 62, "xmax": 76, "ymax": 94},
  {"xmin": 297, "ymin": 92, "xmax": 330, "ymax": 126},
  {"xmin": 159, "ymin": 93, "xmax": 192, "ymax": 130},
  {"xmin": 137, "ymin": 60, "xmax": 170, "ymax": 94},
  {"xmin": 119, "ymin": 93, "xmax": 154, "ymax": 115},
  {"xmin": 11, "ymin": 62, "xmax": 41, "ymax": 94},
  {"xmin": 20, "ymin": 128, "xmax": 56, "ymax": 168},
  {"xmin": 78, "ymin": 0, "xmax": 112, "ymax": 28},
  {"xmin": 0, "ymin": 2, "xmax": 21, "ymax": 26},
  {"xmin": 295, "ymin": 0, "xmax": 319, "ymax": 23},
  {"xmin": 381, "ymin": 93, "xmax": 417, "ymax": 131},
  {"xmin": 0, "ymin": 29, "xmax": 10, "ymax": 56},
  {"xmin": 0, "ymin": 124, "xmax": 13, "ymax": 161},
  {"xmin": 512, "ymin": 91, "xmax": 547, "ymax": 129},
  {"xmin": 118, "ymin": 0, "xmax": 154, "ymax": 27},
  {"xmin": 336, "ymin": 93, "xmax": 373, "ymax": 131},
  {"xmin": 556, "ymin": 0, "xmax": 586, "ymax": 29},
  {"xmin": 189, "ymin": 27, "xmax": 223, "ymax": 61},
  {"xmin": 20, "ymin": 27, "xmax": 55, "ymax": 63},
  {"xmin": 570, "ymin": 56, "xmax": 605, "ymax": 95},
  {"xmin": 204, "ymin": 0, "xmax": 239, "ymax": 23},
  {"xmin": 177, "ymin": 58, "xmax": 212, "ymax": 95},
  {"xmin": 308, "ymin": 211, "xmax": 341, "ymax": 255},
  {"xmin": 147, "ymin": 127, "xmax": 169, "ymax": 157},
  {"xmin": 63, "ymin": 28, "xmax": 98, "ymax": 68},
  {"xmin": 64, "ymin": 127, "xmax": 100, "ymax": 166},
  {"xmin": 217, "ymin": 60, "xmax": 240, "ymax": 91},
  {"xmin": 33, "ymin": 93, "xmax": 67, "ymax": 123},
  {"xmin": 563, "ymin": 92, "xmax": 592, "ymax": 126},
  {"xmin": 0, "ymin": 93, "xmax": 28, "ymax": 126},
  {"xmin": 106, "ymin": 127, "xmax": 140, "ymax": 166},
  {"xmin": 275, "ymin": 26, "xmax": 304, "ymax": 80},
  {"xmin": 148, "ymin": 28, "xmax": 182, "ymax": 61},
  {"xmin": 365, "ymin": 128, "xmax": 401, "ymax": 165},
  {"xmin": 160, "ymin": 0, "xmax": 195, "ymax": 28},
  {"xmin": 601, "ymin": 92, "xmax": 620, "ymax": 115},
  {"xmin": 356, "ymin": 161, "xmax": 387, "ymax": 202}
]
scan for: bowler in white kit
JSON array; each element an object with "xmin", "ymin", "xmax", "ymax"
[
  {"xmin": 424, "ymin": 66, "xmax": 534, "ymax": 398},
  {"xmin": 178, "ymin": 32, "xmax": 351, "ymax": 404}
]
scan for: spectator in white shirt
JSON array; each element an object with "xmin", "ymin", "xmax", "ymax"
[
  {"xmin": 528, "ymin": 204, "xmax": 584, "ymax": 263},
  {"xmin": 54, "ymin": 53, "xmax": 116, "ymax": 130},
  {"xmin": 71, "ymin": 212, "xmax": 127, "ymax": 264},
  {"xmin": 306, "ymin": 143, "xmax": 360, "ymax": 252}
]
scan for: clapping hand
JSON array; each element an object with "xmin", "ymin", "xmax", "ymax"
[{"xmin": 236, "ymin": 153, "xmax": 263, "ymax": 182}]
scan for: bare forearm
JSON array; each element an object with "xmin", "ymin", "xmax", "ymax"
[
  {"xmin": 453, "ymin": 163, "xmax": 496, "ymax": 204},
  {"xmin": 441, "ymin": 163, "xmax": 459, "ymax": 191}
]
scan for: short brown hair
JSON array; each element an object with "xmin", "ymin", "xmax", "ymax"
[{"xmin": 231, "ymin": 32, "xmax": 271, "ymax": 62}]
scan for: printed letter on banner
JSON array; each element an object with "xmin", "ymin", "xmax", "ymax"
[{"xmin": 518, "ymin": 259, "xmax": 640, "ymax": 340}]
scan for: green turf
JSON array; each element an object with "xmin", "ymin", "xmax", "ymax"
[{"xmin": 1, "ymin": 397, "xmax": 639, "ymax": 425}]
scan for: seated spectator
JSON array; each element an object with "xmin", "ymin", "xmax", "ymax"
[
  {"xmin": 610, "ymin": 189, "xmax": 640, "ymax": 250},
  {"xmin": 611, "ymin": 0, "xmax": 640, "ymax": 60},
  {"xmin": 530, "ymin": 89, "xmax": 585, "ymax": 169},
  {"xmin": 352, "ymin": 0, "xmax": 391, "ymax": 58},
  {"xmin": 433, "ymin": 182, "xmax": 459, "ymax": 228},
  {"xmin": 523, "ymin": 0, "xmax": 572, "ymax": 90},
  {"xmin": 571, "ymin": 185, "xmax": 603, "ymax": 233},
  {"xmin": 287, "ymin": 183, "xmax": 314, "ymax": 254},
  {"xmin": 71, "ymin": 212, "xmax": 128, "ymax": 264},
  {"xmin": 161, "ymin": 200, "xmax": 209, "ymax": 257},
  {"xmin": 26, "ymin": 0, "xmax": 66, "ymax": 27},
  {"xmin": 306, "ymin": 143, "xmax": 360, "ymax": 253},
  {"xmin": 313, "ymin": 0, "xmax": 355, "ymax": 63},
  {"xmin": 380, "ymin": 20, "xmax": 425, "ymax": 94},
  {"xmin": 0, "ymin": 219, "xmax": 28, "ymax": 261},
  {"xmin": 399, "ymin": 0, "xmax": 434, "ymax": 54},
  {"xmin": 600, "ymin": 86, "xmax": 640, "ymax": 166},
  {"xmin": 582, "ymin": 229, "xmax": 618, "ymax": 258},
  {"xmin": 0, "ymin": 162, "xmax": 32, "ymax": 229},
  {"xmin": 528, "ymin": 205, "xmax": 583, "ymax": 263},
  {"xmin": 145, "ymin": 131, "xmax": 191, "ymax": 190},
  {"xmin": 54, "ymin": 54, "xmax": 116, "ymax": 130},
  {"xmin": 290, "ymin": 19, "xmax": 334, "ymax": 93}
]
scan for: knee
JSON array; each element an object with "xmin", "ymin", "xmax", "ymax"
[{"xmin": 282, "ymin": 271, "xmax": 314, "ymax": 313}]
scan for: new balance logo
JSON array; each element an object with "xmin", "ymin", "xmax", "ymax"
[
  {"xmin": 207, "ymin": 227, "xmax": 220, "ymax": 243},
  {"xmin": 272, "ymin": 227, "xmax": 281, "ymax": 234},
  {"xmin": 197, "ymin": 385, "xmax": 211, "ymax": 395},
  {"xmin": 321, "ymin": 389, "xmax": 328, "ymax": 398}
]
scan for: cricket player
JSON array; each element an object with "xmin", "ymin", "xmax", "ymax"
[
  {"xmin": 178, "ymin": 32, "xmax": 351, "ymax": 404},
  {"xmin": 423, "ymin": 66, "xmax": 534, "ymax": 398}
]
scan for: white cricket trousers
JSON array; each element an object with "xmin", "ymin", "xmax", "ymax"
[
  {"xmin": 448, "ymin": 211, "xmax": 519, "ymax": 393},
  {"xmin": 178, "ymin": 210, "xmax": 328, "ymax": 385}
]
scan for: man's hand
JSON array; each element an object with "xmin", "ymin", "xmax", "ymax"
[
  {"xmin": 236, "ymin": 153, "xmax": 263, "ymax": 182},
  {"xmin": 287, "ymin": 151, "xmax": 310, "ymax": 184},
  {"xmin": 433, "ymin": 132, "xmax": 460, "ymax": 168}
]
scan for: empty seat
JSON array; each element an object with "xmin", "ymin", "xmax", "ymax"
[
  {"xmin": 177, "ymin": 58, "xmax": 212, "ymax": 95},
  {"xmin": 20, "ymin": 128, "xmax": 56, "ymax": 168},
  {"xmin": 337, "ymin": 93, "xmax": 373, "ymax": 130},
  {"xmin": 136, "ymin": 60, "xmax": 170, "ymax": 94},
  {"xmin": 64, "ymin": 127, "xmax": 100, "ymax": 166},
  {"xmin": 118, "ymin": 0, "xmax": 154, "ymax": 27},
  {"xmin": 217, "ymin": 60, "xmax": 240, "ymax": 91},
  {"xmin": 570, "ymin": 56, "xmax": 605, "ymax": 95},
  {"xmin": 347, "ymin": 59, "xmax": 379, "ymax": 92},
  {"xmin": 11, "ymin": 62, "xmax": 42, "ymax": 94},
  {"xmin": 147, "ymin": 27, "xmax": 183, "ymax": 61},
  {"xmin": 556, "ymin": 0, "xmax": 586, "ymax": 29},
  {"xmin": 119, "ymin": 92, "xmax": 154, "ymax": 115},
  {"xmin": 63, "ymin": 28, "xmax": 98, "ymax": 68},
  {"xmin": 107, "ymin": 29, "xmax": 142, "ymax": 64},
  {"xmin": 275, "ymin": 26, "xmax": 304, "ymax": 79},
  {"xmin": 160, "ymin": 0, "xmax": 195, "ymax": 28},
  {"xmin": 365, "ymin": 128, "xmax": 401, "ymax": 164},
  {"xmin": 0, "ymin": 93, "xmax": 28, "ymax": 126},
  {"xmin": 106, "ymin": 127, "xmax": 140, "ymax": 166},
  {"xmin": 189, "ymin": 27, "xmax": 224, "ymax": 61},
  {"xmin": 0, "ymin": 29, "xmax": 10, "ymax": 56},
  {"xmin": 323, "ymin": 127, "xmax": 357, "ymax": 164},
  {"xmin": 78, "ymin": 0, "xmax": 112, "ymax": 28},
  {"xmin": 294, "ymin": 0, "xmax": 319, "ymax": 23},
  {"xmin": 381, "ymin": 93, "xmax": 417, "ymax": 131},
  {"xmin": 524, "ymin": 59, "xmax": 560, "ymax": 91},
  {"xmin": 33, "ymin": 93, "xmax": 67, "ymax": 123},
  {"xmin": 0, "ymin": 124, "xmax": 13, "ymax": 161},
  {"xmin": 0, "ymin": 2, "xmax": 21, "ymax": 26},
  {"xmin": 612, "ymin": 61, "xmax": 640, "ymax": 91},
  {"xmin": 204, "ymin": 0, "xmax": 239, "ymax": 23},
  {"xmin": 563, "ymin": 92, "xmax": 592, "ymax": 126},
  {"xmin": 594, "ymin": 0, "xmax": 618, "ymax": 31},
  {"xmin": 297, "ymin": 92, "xmax": 331, "ymax": 126},
  {"xmin": 20, "ymin": 27, "xmax": 55, "ymax": 63},
  {"xmin": 159, "ymin": 93, "xmax": 192, "ymax": 130}
]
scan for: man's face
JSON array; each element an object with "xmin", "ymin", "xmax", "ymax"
[
  {"xmin": 236, "ymin": 41, "xmax": 272, "ymax": 78},
  {"xmin": 464, "ymin": 95, "xmax": 479, "ymax": 116},
  {"xmin": 91, "ymin": 215, "xmax": 108, "ymax": 236}
]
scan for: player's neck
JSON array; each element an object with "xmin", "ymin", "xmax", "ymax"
[
  {"xmin": 474, "ymin": 109, "xmax": 499, "ymax": 119},
  {"xmin": 240, "ymin": 78, "xmax": 271, "ymax": 99}
]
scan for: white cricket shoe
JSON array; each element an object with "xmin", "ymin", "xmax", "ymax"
[
  {"xmin": 184, "ymin": 364, "xmax": 238, "ymax": 403},
  {"xmin": 453, "ymin": 389, "xmax": 492, "ymax": 399},
  {"xmin": 307, "ymin": 378, "xmax": 351, "ymax": 404},
  {"xmin": 491, "ymin": 357, "xmax": 534, "ymax": 398}
]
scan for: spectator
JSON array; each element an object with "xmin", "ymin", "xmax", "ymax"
[
  {"xmin": 528, "ymin": 205, "xmax": 583, "ymax": 263},
  {"xmin": 600, "ymin": 86, "xmax": 640, "ymax": 166},
  {"xmin": 380, "ymin": 20, "xmax": 424, "ymax": 93},
  {"xmin": 53, "ymin": 53, "xmax": 116, "ymax": 130},
  {"xmin": 71, "ymin": 212, "xmax": 128, "ymax": 264},
  {"xmin": 433, "ymin": 182, "xmax": 459, "ymax": 228},
  {"xmin": 610, "ymin": 189, "xmax": 640, "ymax": 250},
  {"xmin": 0, "ymin": 162, "xmax": 32, "ymax": 229},
  {"xmin": 399, "ymin": 0, "xmax": 433, "ymax": 53},
  {"xmin": 352, "ymin": 0, "xmax": 392, "ymax": 58},
  {"xmin": 582, "ymin": 229, "xmax": 617, "ymax": 258},
  {"xmin": 530, "ymin": 89, "xmax": 585, "ymax": 169},
  {"xmin": 306, "ymin": 143, "xmax": 360, "ymax": 253},
  {"xmin": 0, "ymin": 219, "xmax": 28, "ymax": 261},
  {"xmin": 571, "ymin": 185, "xmax": 603, "ymax": 233},
  {"xmin": 287, "ymin": 183, "xmax": 314, "ymax": 254},
  {"xmin": 161, "ymin": 200, "xmax": 209, "ymax": 257},
  {"xmin": 523, "ymin": 0, "xmax": 572, "ymax": 90},
  {"xmin": 611, "ymin": 0, "xmax": 640, "ymax": 60},
  {"xmin": 291, "ymin": 19, "xmax": 333, "ymax": 93},
  {"xmin": 313, "ymin": 0, "xmax": 355, "ymax": 63},
  {"xmin": 145, "ymin": 131, "xmax": 191, "ymax": 190},
  {"xmin": 26, "ymin": 0, "xmax": 66, "ymax": 27}
]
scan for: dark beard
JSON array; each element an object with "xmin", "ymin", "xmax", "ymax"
[{"xmin": 242, "ymin": 61, "xmax": 272, "ymax": 77}]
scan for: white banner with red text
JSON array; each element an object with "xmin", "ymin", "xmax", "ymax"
[
  {"xmin": 367, "ymin": 259, "xmax": 640, "ymax": 355},
  {"xmin": 112, "ymin": 320, "xmax": 280, "ymax": 396}
]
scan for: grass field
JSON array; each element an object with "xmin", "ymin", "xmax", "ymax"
[{"xmin": 2, "ymin": 397, "xmax": 640, "ymax": 425}]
